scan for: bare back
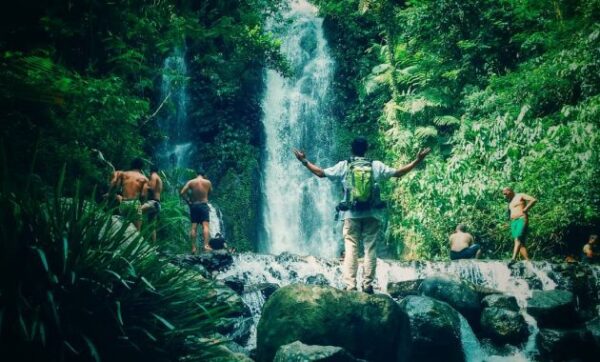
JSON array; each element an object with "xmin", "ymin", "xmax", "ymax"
[
  {"xmin": 450, "ymin": 231, "xmax": 474, "ymax": 252},
  {"xmin": 185, "ymin": 177, "xmax": 212, "ymax": 203},
  {"xmin": 148, "ymin": 172, "xmax": 163, "ymax": 201},
  {"xmin": 119, "ymin": 170, "xmax": 148, "ymax": 200}
]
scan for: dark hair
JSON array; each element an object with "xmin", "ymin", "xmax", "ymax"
[
  {"xmin": 150, "ymin": 165, "xmax": 159, "ymax": 173},
  {"xmin": 351, "ymin": 137, "xmax": 368, "ymax": 157},
  {"xmin": 197, "ymin": 168, "xmax": 206, "ymax": 176},
  {"xmin": 131, "ymin": 158, "xmax": 144, "ymax": 170},
  {"xmin": 457, "ymin": 224, "xmax": 467, "ymax": 232}
]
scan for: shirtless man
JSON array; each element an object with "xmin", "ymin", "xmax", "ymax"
[
  {"xmin": 582, "ymin": 234, "xmax": 598, "ymax": 263},
  {"xmin": 449, "ymin": 224, "xmax": 481, "ymax": 260},
  {"xmin": 142, "ymin": 165, "xmax": 163, "ymax": 242},
  {"xmin": 110, "ymin": 158, "xmax": 148, "ymax": 230},
  {"xmin": 180, "ymin": 169, "xmax": 212, "ymax": 254},
  {"xmin": 502, "ymin": 187, "xmax": 537, "ymax": 261}
]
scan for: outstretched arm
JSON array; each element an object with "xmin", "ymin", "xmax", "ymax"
[
  {"xmin": 393, "ymin": 148, "xmax": 431, "ymax": 177},
  {"xmin": 294, "ymin": 149, "xmax": 325, "ymax": 178}
]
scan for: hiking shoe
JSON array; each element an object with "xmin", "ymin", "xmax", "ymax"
[
  {"xmin": 344, "ymin": 286, "xmax": 357, "ymax": 292},
  {"xmin": 363, "ymin": 285, "xmax": 374, "ymax": 294}
]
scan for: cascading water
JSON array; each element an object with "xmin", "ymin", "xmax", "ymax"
[
  {"xmin": 158, "ymin": 47, "xmax": 192, "ymax": 169},
  {"xmin": 259, "ymin": 0, "xmax": 339, "ymax": 258},
  {"xmin": 158, "ymin": 48, "xmax": 224, "ymax": 233},
  {"xmin": 217, "ymin": 255, "xmax": 600, "ymax": 360}
]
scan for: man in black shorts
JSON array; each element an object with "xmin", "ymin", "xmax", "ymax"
[{"xmin": 180, "ymin": 169, "xmax": 212, "ymax": 254}]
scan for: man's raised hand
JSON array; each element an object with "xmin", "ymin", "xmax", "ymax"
[
  {"xmin": 417, "ymin": 147, "xmax": 431, "ymax": 161},
  {"xmin": 293, "ymin": 149, "xmax": 306, "ymax": 162}
]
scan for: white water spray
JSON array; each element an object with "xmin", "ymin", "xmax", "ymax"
[{"xmin": 260, "ymin": 0, "xmax": 339, "ymax": 258}]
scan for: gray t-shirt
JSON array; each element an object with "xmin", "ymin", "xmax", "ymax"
[{"xmin": 324, "ymin": 159, "xmax": 396, "ymax": 220}]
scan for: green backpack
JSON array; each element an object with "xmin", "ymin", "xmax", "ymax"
[{"xmin": 345, "ymin": 157, "xmax": 374, "ymax": 210}]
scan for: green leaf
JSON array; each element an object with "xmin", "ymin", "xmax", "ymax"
[
  {"xmin": 32, "ymin": 247, "xmax": 49, "ymax": 272},
  {"xmin": 116, "ymin": 301, "xmax": 124, "ymax": 326},
  {"xmin": 83, "ymin": 335, "xmax": 101, "ymax": 362},
  {"xmin": 140, "ymin": 276, "xmax": 156, "ymax": 291},
  {"xmin": 152, "ymin": 313, "xmax": 175, "ymax": 330}
]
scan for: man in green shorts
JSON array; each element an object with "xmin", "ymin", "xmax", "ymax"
[{"xmin": 502, "ymin": 187, "xmax": 537, "ymax": 261}]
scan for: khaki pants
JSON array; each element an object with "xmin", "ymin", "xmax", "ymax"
[{"xmin": 342, "ymin": 217, "xmax": 380, "ymax": 289}]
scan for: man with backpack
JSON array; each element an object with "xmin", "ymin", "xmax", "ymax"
[{"xmin": 294, "ymin": 137, "xmax": 430, "ymax": 293}]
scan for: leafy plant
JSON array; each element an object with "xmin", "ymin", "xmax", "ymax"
[{"xmin": 0, "ymin": 174, "xmax": 231, "ymax": 361}]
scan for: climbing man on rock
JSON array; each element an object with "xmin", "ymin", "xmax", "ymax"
[
  {"xmin": 294, "ymin": 137, "xmax": 430, "ymax": 294},
  {"xmin": 180, "ymin": 169, "xmax": 212, "ymax": 254},
  {"xmin": 141, "ymin": 164, "xmax": 163, "ymax": 242},
  {"xmin": 449, "ymin": 224, "xmax": 481, "ymax": 260},
  {"xmin": 502, "ymin": 187, "xmax": 537, "ymax": 261},
  {"xmin": 110, "ymin": 157, "xmax": 148, "ymax": 230}
]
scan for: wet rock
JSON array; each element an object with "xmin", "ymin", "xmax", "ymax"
[
  {"xmin": 527, "ymin": 290, "xmax": 576, "ymax": 328},
  {"xmin": 472, "ymin": 285, "xmax": 502, "ymax": 300},
  {"xmin": 419, "ymin": 276, "xmax": 481, "ymax": 327},
  {"xmin": 304, "ymin": 273, "xmax": 330, "ymax": 286},
  {"xmin": 398, "ymin": 295, "xmax": 464, "ymax": 362},
  {"xmin": 480, "ymin": 307, "xmax": 528, "ymax": 345},
  {"xmin": 246, "ymin": 283, "xmax": 280, "ymax": 301},
  {"xmin": 275, "ymin": 251, "xmax": 304, "ymax": 264},
  {"xmin": 387, "ymin": 279, "xmax": 423, "ymax": 299},
  {"xmin": 227, "ymin": 316, "xmax": 254, "ymax": 346},
  {"xmin": 273, "ymin": 341, "xmax": 362, "ymax": 362},
  {"xmin": 537, "ymin": 327, "xmax": 595, "ymax": 361},
  {"xmin": 223, "ymin": 276, "xmax": 245, "ymax": 295},
  {"xmin": 256, "ymin": 284, "xmax": 406, "ymax": 362},
  {"xmin": 481, "ymin": 294, "xmax": 519, "ymax": 312},
  {"xmin": 171, "ymin": 250, "xmax": 233, "ymax": 273}
]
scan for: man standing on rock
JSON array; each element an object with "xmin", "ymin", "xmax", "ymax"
[
  {"xmin": 502, "ymin": 187, "xmax": 537, "ymax": 261},
  {"xmin": 449, "ymin": 224, "xmax": 481, "ymax": 260},
  {"xmin": 180, "ymin": 169, "xmax": 212, "ymax": 254},
  {"xmin": 294, "ymin": 137, "xmax": 430, "ymax": 294},
  {"xmin": 141, "ymin": 165, "xmax": 163, "ymax": 242},
  {"xmin": 110, "ymin": 158, "xmax": 148, "ymax": 230}
]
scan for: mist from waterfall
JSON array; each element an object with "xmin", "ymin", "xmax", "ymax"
[
  {"xmin": 158, "ymin": 47, "xmax": 191, "ymax": 169},
  {"xmin": 260, "ymin": 0, "xmax": 339, "ymax": 258}
]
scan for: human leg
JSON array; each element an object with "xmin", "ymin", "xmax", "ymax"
[
  {"xmin": 202, "ymin": 221, "xmax": 211, "ymax": 251},
  {"xmin": 342, "ymin": 218, "xmax": 360, "ymax": 290},
  {"xmin": 362, "ymin": 217, "xmax": 380, "ymax": 291},
  {"xmin": 190, "ymin": 223, "xmax": 198, "ymax": 254}
]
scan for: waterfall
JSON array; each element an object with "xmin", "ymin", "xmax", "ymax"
[
  {"xmin": 158, "ymin": 47, "xmax": 191, "ymax": 169},
  {"xmin": 259, "ymin": 0, "xmax": 339, "ymax": 258}
]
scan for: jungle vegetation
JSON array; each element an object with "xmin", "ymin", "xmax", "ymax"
[{"xmin": 317, "ymin": 0, "xmax": 600, "ymax": 259}]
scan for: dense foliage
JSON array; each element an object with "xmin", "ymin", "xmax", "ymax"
[
  {"xmin": 318, "ymin": 0, "xmax": 600, "ymax": 259},
  {"xmin": 0, "ymin": 0, "xmax": 285, "ymax": 249},
  {"xmin": 0, "ymin": 177, "xmax": 231, "ymax": 361}
]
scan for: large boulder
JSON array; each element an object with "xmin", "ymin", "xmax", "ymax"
[
  {"xmin": 387, "ymin": 279, "xmax": 423, "ymax": 299},
  {"xmin": 256, "ymin": 284, "xmax": 406, "ymax": 362},
  {"xmin": 481, "ymin": 294, "xmax": 519, "ymax": 312},
  {"xmin": 537, "ymin": 327, "xmax": 595, "ymax": 361},
  {"xmin": 273, "ymin": 341, "xmax": 362, "ymax": 362},
  {"xmin": 398, "ymin": 295, "xmax": 464, "ymax": 362},
  {"xmin": 480, "ymin": 307, "xmax": 529, "ymax": 345},
  {"xmin": 418, "ymin": 276, "xmax": 481, "ymax": 327},
  {"xmin": 526, "ymin": 290, "xmax": 576, "ymax": 328}
]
